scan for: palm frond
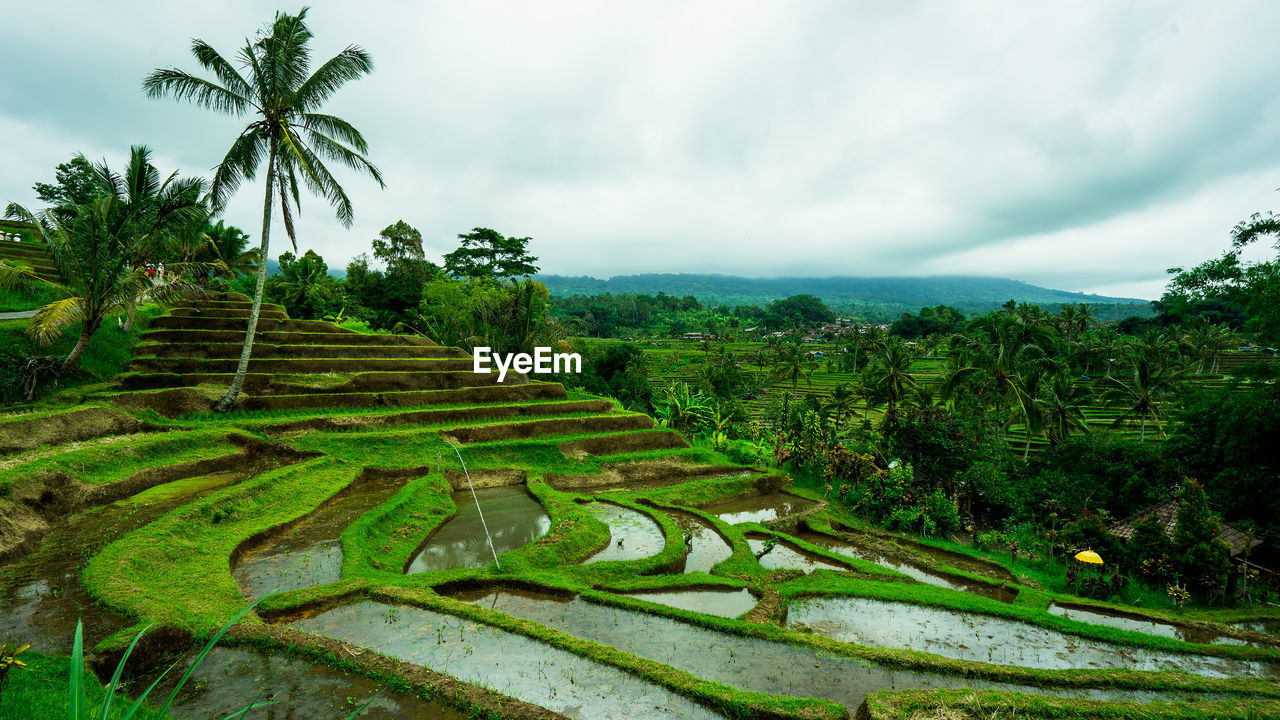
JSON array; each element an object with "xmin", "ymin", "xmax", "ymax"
[
  {"xmin": 209, "ymin": 127, "xmax": 269, "ymax": 211},
  {"xmin": 143, "ymin": 68, "xmax": 251, "ymax": 115},
  {"xmin": 302, "ymin": 128, "xmax": 384, "ymax": 187},
  {"xmin": 190, "ymin": 39, "xmax": 255, "ymax": 103},
  {"xmin": 294, "ymin": 46, "xmax": 374, "ymax": 112},
  {"xmin": 299, "ymin": 112, "xmax": 369, "ymax": 152},
  {"xmin": 28, "ymin": 296, "xmax": 86, "ymax": 346}
]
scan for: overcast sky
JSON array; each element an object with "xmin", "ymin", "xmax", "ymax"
[{"xmin": 3, "ymin": 1, "xmax": 1279, "ymax": 300}]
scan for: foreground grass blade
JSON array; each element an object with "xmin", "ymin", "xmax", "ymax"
[
  {"xmin": 215, "ymin": 692, "xmax": 276, "ymax": 720},
  {"xmin": 68, "ymin": 620, "xmax": 83, "ymax": 720},
  {"xmin": 159, "ymin": 595, "xmax": 268, "ymax": 714},
  {"xmin": 121, "ymin": 659, "xmax": 181, "ymax": 720},
  {"xmin": 98, "ymin": 623, "xmax": 153, "ymax": 720}
]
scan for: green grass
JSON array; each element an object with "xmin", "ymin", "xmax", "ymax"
[
  {"xmin": 0, "ymin": 652, "xmax": 175, "ymax": 720},
  {"xmin": 0, "ymin": 429, "xmax": 236, "ymax": 491},
  {"xmin": 0, "ymin": 284, "xmax": 62, "ymax": 313},
  {"xmin": 862, "ymin": 688, "xmax": 1280, "ymax": 720},
  {"xmin": 83, "ymin": 457, "xmax": 360, "ymax": 633}
]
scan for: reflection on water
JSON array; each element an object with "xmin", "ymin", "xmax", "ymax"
[
  {"xmin": 406, "ymin": 486, "xmax": 550, "ymax": 573},
  {"xmin": 138, "ymin": 646, "xmax": 469, "ymax": 720},
  {"xmin": 290, "ymin": 600, "xmax": 724, "ymax": 719},
  {"xmin": 703, "ymin": 493, "xmax": 817, "ymax": 525},
  {"xmin": 788, "ymin": 595, "xmax": 1277, "ymax": 678},
  {"xmin": 669, "ymin": 510, "xmax": 732, "ymax": 574},
  {"xmin": 0, "ymin": 473, "xmax": 241, "ymax": 654},
  {"xmin": 797, "ymin": 531, "xmax": 1017, "ymax": 603},
  {"xmin": 235, "ymin": 477, "xmax": 406, "ymax": 600},
  {"xmin": 452, "ymin": 587, "xmax": 1216, "ymax": 712},
  {"xmin": 747, "ymin": 537, "xmax": 848, "ymax": 574},
  {"xmin": 623, "ymin": 588, "xmax": 757, "ymax": 618},
  {"xmin": 583, "ymin": 502, "xmax": 665, "ymax": 563},
  {"xmin": 1050, "ymin": 603, "xmax": 1255, "ymax": 646}
]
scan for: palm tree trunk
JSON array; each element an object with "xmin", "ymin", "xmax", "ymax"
[
  {"xmin": 61, "ymin": 325, "xmax": 94, "ymax": 373},
  {"xmin": 1023, "ymin": 431, "xmax": 1032, "ymax": 462},
  {"xmin": 215, "ymin": 146, "xmax": 277, "ymax": 413},
  {"xmin": 1139, "ymin": 416, "xmax": 1146, "ymax": 443}
]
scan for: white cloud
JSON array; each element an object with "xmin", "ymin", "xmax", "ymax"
[{"xmin": 2, "ymin": 0, "xmax": 1279, "ymax": 298}]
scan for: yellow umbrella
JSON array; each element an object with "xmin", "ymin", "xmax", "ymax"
[{"xmin": 1074, "ymin": 550, "xmax": 1104, "ymax": 565}]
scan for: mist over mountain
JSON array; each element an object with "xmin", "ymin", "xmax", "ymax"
[{"xmin": 536, "ymin": 273, "xmax": 1153, "ymax": 319}]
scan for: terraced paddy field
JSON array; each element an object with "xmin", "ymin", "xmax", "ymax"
[
  {"xmin": 587, "ymin": 337, "xmax": 1278, "ymax": 456},
  {"xmin": 3, "ymin": 296, "xmax": 1280, "ymax": 718}
]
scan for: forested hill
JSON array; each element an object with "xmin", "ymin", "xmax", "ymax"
[{"xmin": 536, "ymin": 273, "xmax": 1153, "ymax": 319}]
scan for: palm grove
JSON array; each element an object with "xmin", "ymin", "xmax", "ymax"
[{"xmin": 1, "ymin": 9, "xmax": 1278, "ymax": 614}]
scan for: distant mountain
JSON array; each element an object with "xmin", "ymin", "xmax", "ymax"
[{"xmin": 536, "ymin": 273, "xmax": 1153, "ymax": 319}]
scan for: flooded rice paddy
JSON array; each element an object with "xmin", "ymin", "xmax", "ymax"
[
  {"xmin": 138, "ymin": 646, "xmax": 469, "ymax": 720},
  {"xmin": 448, "ymin": 586, "xmax": 1221, "ymax": 711},
  {"xmin": 668, "ymin": 509, "xmax": 732, "ymax": 573},
  {"xmin": 747, "ymin": 536, "xmax": 850, "ymax": 574},
  {"xmin": 234, "ymin": 476, "xmax": 407, "ymax": 600},
  {"xmin": 622, "ymin": 587, "xmax": 757, "ymax": 618},
  {"xmin": 703, "ymin": 493, "xmax": 817, "ymax": 525},
  {"xmin": 1049, "ymin": 603, "xmax": 1256, "ymax": 646},
  {"xmin": 787, "ymin": 595, "xmax": 1277, "ymax": 678},
  {"xmin": 0, "ymin": 472, "xmax": 242, "ymax": 653},
  {"xmin": 406, "ymin": 486, "xmax": 550, "ymax": 573},
  {"xmin": 290, "ymin": 600, "xmax": 725, "ymax": 719},
  {"xmin": 797, "ymin": 531, "xmax": 1018, "ymax": 603},
  {"xmin": 583, "ymin": 502, "xmax": 666, "ymax": 563}
]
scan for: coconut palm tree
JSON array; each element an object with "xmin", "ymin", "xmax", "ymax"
[
  {"xmin": 1181, "ymin": 322, "xmax": 1237, "ymax": 374},
  {"xmin": 2, "ymin": 148, "xmax": 208, "ymax": 371},
  {"xmin": 202, "ymin": 220, "xmax": 259, "ymax": 280},
  {"xmin": 144, "ymin": 8, "xmax": 384, "ymax": 412},
  {"xmin": 771, "ymin": 342, "xmax": 815, "ymax": 391},
  {"xmin": 1103, "ymin": 340, "xmax": 1186, "ymax": 442},
  {"xmin": 866, "ymin": 341, "xmax": 919, "ymax": 409},
  {"xmin": 823, "ymin": 381, "xmax": 858, "ymax": 437},
  {"xmin": 1035, "ymin": 373, "xmax": 1092, "ymax": 447}
]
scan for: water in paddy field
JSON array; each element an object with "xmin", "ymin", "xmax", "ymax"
[
  {"xmin": 621, "ymin": 587, "xmax": 758, "ymax": 618},
  {"xmin": 450, "ymin": 586, "xmax": 1224, "ymax": 712},
  {"xmin": 289, "ymin": 600, "xmax": 726, "ymax": 719},
  {"xmin": 1049, "ymin": 603, "xmax": 1262, "ymax": 647},
  {"xmin": 0, "ymin": 472, "xmax": 242, "ymax": 654},
  {"xmin": 702, "ymin": 493, "xmax": 817, "ymax": 525},
  {"xmin": 786, "ymin": 595, "xmax": 1278, "ymax": 678},
  {"xmin": 583, "ymin": 502, "xmax": 665, "ymax": 563},
  {"xmin": 838, "ymin": 523, "xmax": 1017, "ymax": 583},
  {"xmin": 667, "ymin": 509, "xmax": 732, "ymax": 573},
  {"xmin": 406, "ymin": 486, "xmax": 550, "ymax": 573},
  {"xmin": 233, "ymin": 476, "xmax": 407, "ymax": 600},
  {"xmin": 796, "ymin": 531, "xmax": 1018, "ymax": 603},
  {"xmin": 133, "ymin": 646, "xmax": 470, "ymax": 720},
  {"xmin": 1237, "ymin": 619, "xmax": 1280, "ymax": 636},
  {"xmin": 747, "ymin": 537, "xmax": 850, "ymax": 574}
]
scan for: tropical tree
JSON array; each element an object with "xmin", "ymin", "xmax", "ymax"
[
  {"xmin": 866, "ymin": 341, "xmax": 919, "ymax": 409},
  {"xmin": 202, "ymin": 220, "xmax": 259, "ymax": 280},
  {"xmin": 2, "ymin": 147, "xmax": 208, "ymax": 371},
  {"xmin": 942, "ymin": 314, "xmax": 1058, "ymax": 433},
  {"xmin": 1035, "ymin": 373, "xmax": 1092, "ymax": 447},
  {"xmin": 144, "ymin": 8, "xmax": 384, "ymax": 412},
  {"xmin": 823, "ymin": 381, "xmax": 859, "ymax": 437},
  {"xmin": 771, "ymin": 342, "xmax": 816, "ymax": 391},
  {"xmin": 1181, "ymin": 322, "xmax": 1237, "ymax": 374},
  {"xmin": 1102, "ymin": 339, "xmax": 1187, "ymax": 442}
]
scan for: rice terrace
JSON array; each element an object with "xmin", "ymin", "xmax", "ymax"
[{"xmin": 3, "ymin": 4, "xmax": 1280, "ymax": 720}]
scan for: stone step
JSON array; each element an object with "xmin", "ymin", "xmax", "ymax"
[
  {"xmin": 139, "ymin": 329, "xmax": 436, "ymax": 347},
  {"xmin": 559, "ymin": 430, "xmax": 690, "ymax": 458},
  {"xmin": 111, "ymin": 382, "xmax": 569, "ymax": 417},
  {"xmin": 150, "ymin": 316, "xmax": 358, "ymax": 333},
  {"xmin": 128, "ymin": 356, "xmax": 479, "ymax": 375},
  {"xmin": 263, "ymin": 399, "xmax": 616, "ymax": 435},
  {"xmin": 134, "ymin": 342, "xmax": 465, "ymax": 360},
  {"xmin": 166, "ymin": 307, "xmax": 288, "ymax": 320},
  {"xmin": 118, "ymin": 369, "xmax": 520, "ymax": 393},
  {"xmin": 239, "ymin": 383, "xmax": 568, "ymax": 412},
  {"xmin": 441, "ymin": 414, "xmax": 653, "ymax": 445},
  {"xmin": 0, "ymin": 244, "xmax": 55, "ymax": 262}
]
